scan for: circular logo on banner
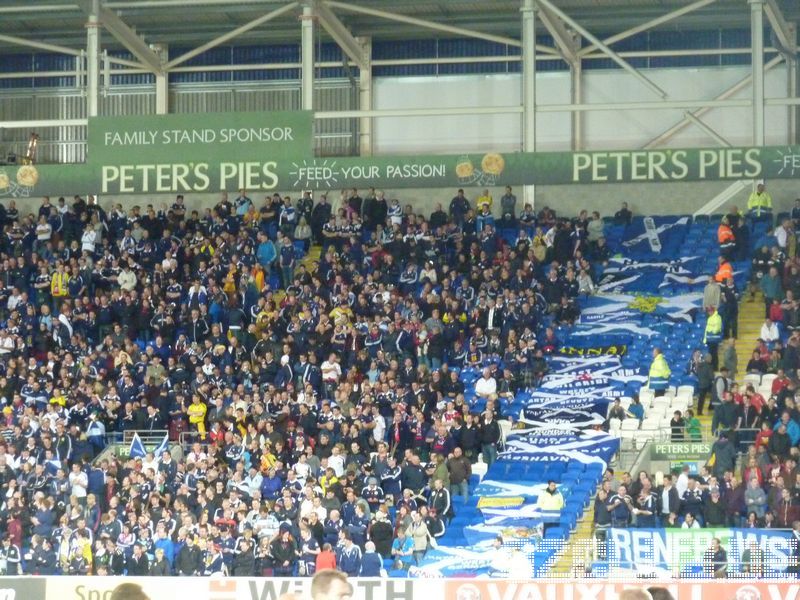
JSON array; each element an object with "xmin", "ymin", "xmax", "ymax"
[
  {"xmin": 454, "ymin": 583, "xmax": 483, "ymax": 600},
  {"xmin": 734, "ymin": 585, "xmax": 762, "ymax": 600}
]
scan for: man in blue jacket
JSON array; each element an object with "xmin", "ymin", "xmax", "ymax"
[
  {"xmin": 256, "ymin": 232, "xmax": 276, "ymax": 272},
  {"xmin": 360, "ymin": 541, "xmax": 382, "ymax": 576},
  {"xmin": 336, "ymin": 532, "xmax": 362, "ymax": 576}
]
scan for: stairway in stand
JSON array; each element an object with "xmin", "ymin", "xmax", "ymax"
[
  {"xmin": 694, "ymin": 290, "xmax": 762, "ymax": 437},
  {"xmin": 735, "ymin": 289, "xmax": 764, "ymax": 383},
  {"xmin": 549, "ymin": 495, "xmax": 597, "ymax": 577}
]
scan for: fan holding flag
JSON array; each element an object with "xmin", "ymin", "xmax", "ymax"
[{"xmin": 128, "ymin": 432, "xmax": 146, "ymax": 459}]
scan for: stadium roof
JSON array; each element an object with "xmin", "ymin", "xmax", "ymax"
[{"xmin": 0, "ymin": 0, "xmax": 796, "ymax": 53}]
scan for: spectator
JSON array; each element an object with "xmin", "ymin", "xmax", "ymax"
[
  {"xmin": 703, "ymin": 537, "xmax": 728, "ymax": 578},
  {"xmin": 360, "ymin": 541, "xmax": 382, "ymax": 576},
  {"xmin": 745, "ymin": 477, "xmax": 768, "ymax": 519},
  {"xmin": 670, "ymin": 411, "xmax": 686, "ymax": 441},
  {"xmin": 703, "ymin": 490, "xmax": 727, "ymax": 527},
  {"xmin": 406, "ymin": 511, "xmax": 430, "ymax": 565},
  {"xmin": 537, "ymin": 480, "xmax": 565, "ymax": 512},
  {"xmin": 390, "ymin": 529, "xmax": 414, "ymax": 570},
  {"xmin": 648, "ymin": 348, "xmax": 671, "ymax": 397},
  {"xmin": 607, "ymin": 485, "xmax": 633, "ymax": 527},
  {"xmin": 681, "ymin": 512, "xmax": 701, "ymax": 529}
]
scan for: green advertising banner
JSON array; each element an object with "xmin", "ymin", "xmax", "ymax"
[
  {"xmin": 1, "ymin": 139, "xmax": 800, "ymax": 198},
  {"xmin": 651, "ymin": 442, "xmax": 711, "ymax": 460},
  {"xmin": 88, "ymin": 109, "xmax": 313, "ymax": 167}
]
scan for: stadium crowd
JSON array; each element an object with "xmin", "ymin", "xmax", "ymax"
[
  {"xmin": 0, "ymin": 187, "xmax": 604, "ymax": 577},
  {"xmin": 590, "ymin": 187, "xmax": 800, "ymax": 578},
  {"xmin": 0, "ymin": 182, "xmax": 796, "ymax": 579}
]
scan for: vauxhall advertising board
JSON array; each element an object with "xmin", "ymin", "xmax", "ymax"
[
  {"xmin": 1, "ymin": 108, "xmax": 800, "ymax": 197},
  {"xmin": 3, "ymin": 575, "xmax": 800, "ymax": 600}
]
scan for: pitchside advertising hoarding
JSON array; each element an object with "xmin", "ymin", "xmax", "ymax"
[
  {"xmin": 1, "ymin": 576, "xmax": 800, "ymax": 600},
  {"xmin": 1, "ymin": 108, "xmax": 800, "ymax": 197}
]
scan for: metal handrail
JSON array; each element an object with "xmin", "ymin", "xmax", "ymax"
[{"xmin": 120, "ymin": 429, "xmax": 169, "ymax": 446}]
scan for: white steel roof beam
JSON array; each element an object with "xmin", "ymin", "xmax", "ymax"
[
  {"xmin": 164, "ymin": 1, "xmax": 298, "ymax": 69},
  {"xmin": 535, "ymin": 0, "xmax": 667, "ymax": 98},
  {"xmin": 643, "ymin": 54, "xmax": 784, "ymax": 148},
  {"xmin": 327, "ymin": 0, "xmax": 559, "ymax": 55},
  {"xmin": 314, "ymin": 0, "xmax": 367, "ymax": 70},
  {"xmin": 537, "ymin": 5, "xmax": 578, "ymax": 63},
  {"xmin": 684, "ymin": 112, "xmax": 732, "ymax": 147},
  {"xmin": 0, "ymin": 33, "xmax": 81, "ymax": 56},
  {"xmin": 75, "ymin": 0, "xmax": 163, "ymax": 73},
  {"xmin": 764, "ymin": 0, "xmax": 797, "ymax": 55},
  {"xmin": 577, "ymin": 0, "xmax": 718, "ymax": 58}
]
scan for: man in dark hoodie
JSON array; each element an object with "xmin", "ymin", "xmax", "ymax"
[{"xmin": 709, "ymin": 430, "xmax": 737, "ymax": 479}]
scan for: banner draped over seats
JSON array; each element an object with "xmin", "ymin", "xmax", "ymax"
[
  {"xmin": 417, "ymin": 214, "xmax": 754, "ymax": 579},
  {"xmin": 617, "ymin": 216, "xmax": 692, "ymax": 259}
]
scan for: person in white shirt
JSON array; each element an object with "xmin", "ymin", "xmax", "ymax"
[
  {"xmin": 141, "ymin": 452, "xmax": 158, "ymax": 476},
  {"xmin": 760, "ymin": 319, "xmax": 780, "ymax": 343},
  {"xmin": 118, "ymin": 266, "xmax": 137, "ymax": 292},
  {"xmin": 68, "ymin": 463, "xmax": 88, "ymax": 500},
  {"xmin": 474, "ymin": 368, "xmax": 497, "ymax": 399},
  {"xmin": 675, "ymin": 466, "xmax": 690, "ymax": 497},
  {"xmin": 328, "ymin": 445, "xmax": 345, "ymax": 477},
  {"xmin": 775, "ymin": 219, "xmax": 791, "ymax": 250},
  {"xmin": 81, "ymin": 225, "xmax": 97, "ymax": 254},
  {"xmin": 681, "ymin": 512, "xmax": 701, "ymax": 529},
  {"xmin": 371, "ymin": 406, "xmax": 386, "ymax": 443},
  {"xmin": 35, "ymin": 216, "xmax": 52, "ymax": 243},
  {"xmin": 0, "ymin": 331, "xmax": 14, "ymax": 355},
  {"xmin": 321, "ymin": 353, "xmax": 342, "ymax": 398}
]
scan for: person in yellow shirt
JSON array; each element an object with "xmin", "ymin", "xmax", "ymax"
[
  {"xmin": 319, "ymin": 467, "xmax": 340, "ymax": 495},
  {"xmin": 747, "ymin": 183, "xmax": 772, "ymax": 223},
  {"xmin": 537, "ymin": 480, "xmax": 565, "ymax": 511},
  {"xmin": 329, "ymin": 305, "xmax": 353, "ymax": 326},
  {"xmin": 187, "ymin": 395, "xmax": 208, "ymax": 439},
  {"xmin": 476, "ymin": 189, "xmax": 494, "ymax": 232},
  {"xmin": 648, "ymin": 347, "xmax": 671, "ymax": 396},
  {"xmin": 50, "ymin": 263, "xmax": 69, "ymax": 305},
  {"xmin": 703, "ymin": 308, "xmax": 723, "ymax": 369},
  {"xmin": 50, "ymin": 389, "xmax": 67, "ymax": 407}
]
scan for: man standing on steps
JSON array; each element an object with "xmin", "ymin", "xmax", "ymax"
[
  {"xmin": 722, "ymin": 339, "xmax": 738, "ymax": 380},
  {"xmin": 760, "ymin": 266, "xmax": 783, "ymax": 319},
  {"xmin": 703, "ymin": 308, "xmax": 723, "ymax": 370},
  {"xmin": 696, "ymin": 353, "xmax": 714, "ymax": 416},
  {"xmin": 721, "ymin": 277, "xmax": 739, "ymax": 339},
  {"xmin": 707, "ymin": 366, "xmax": 731, "ymax": 417},
  {"xmin": 703, "ymin": 276, "xmax": 721, "ymax": 312}
]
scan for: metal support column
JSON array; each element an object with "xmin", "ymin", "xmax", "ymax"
[
  {"xmin": 789, "ymin": 24, "xmax": 798, "ymax": 144},
  {"xmin": 153, "ymin": 43, "xmax": 169, "ymax": 114},
  {"xmin": 301, "ymin": 4, "xmax": 314, "ymax": 111},
  {"xmin": 358, "ymin": 36, "xmax": 372, "ymax": 156},
  {"xmin": 750, "ymin": 0, "xmax": 765, "ymax": 145},
  {"xmin": 521, "ymin": 0, "xmax": 536, "ymax": 207},
  {"xmin": 570, "ymin": 58, "xmax": 582, "ymax": 150},
  {"xmin": 86, "ymin": 0, "xmax": 100, "ymax": 118}
]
